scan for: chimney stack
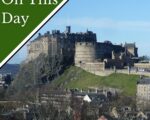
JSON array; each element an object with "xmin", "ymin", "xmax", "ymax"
[{"xmin": 66, "ymin": 26, "xmax": 71, "ymax": 34}]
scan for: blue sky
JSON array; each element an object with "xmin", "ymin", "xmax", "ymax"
[{"xmin": 9, "ymin": 0, "xmax": 150, "ymax": 64}]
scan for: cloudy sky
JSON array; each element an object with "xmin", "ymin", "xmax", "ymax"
[{"xmin": 9, "ymin": 0, "xmax": 150, "ymax": 64}]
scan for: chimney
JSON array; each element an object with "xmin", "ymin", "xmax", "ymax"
[
  {"xmin": 47, "ymin": 31, "xmax": 50, "ymax": 34},
  {"xmin": 66, "ymin": 26, "xmax": 71, "ymax": 34},
  {"xmin": 95, "ymin": 88, "xmax": 98, "ymax": 93}
]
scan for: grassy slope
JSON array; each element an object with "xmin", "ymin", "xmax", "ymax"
[{"xmin": 53, "ymin": 66, "xmax": 139, "ymax": 96}]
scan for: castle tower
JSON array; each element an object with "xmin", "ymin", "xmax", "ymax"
[{"xmin": 75, "ymin": 42, "xmax": 96, "ymax": 66}]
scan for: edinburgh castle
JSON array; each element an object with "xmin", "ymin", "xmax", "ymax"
[{"xmin": 27, "ymin": 26, "xmax": 138, "ymax": 73}]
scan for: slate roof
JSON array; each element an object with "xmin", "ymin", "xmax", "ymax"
[
  {"xmin": 74, "ymin": 92, "xmax": 107, "ymax": 103},
  {"xmin": 137, "ymin": 78, "xmax": 150, "ymax": 84}
]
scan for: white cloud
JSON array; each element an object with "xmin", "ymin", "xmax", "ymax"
[{"xmin": 55, "ymin": 18, "xmax": 150, "ymax": 31}]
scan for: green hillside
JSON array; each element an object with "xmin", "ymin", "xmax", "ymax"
[{"xmin": 53, "ymin": 66, "xmax": 139, "ymax": 96}]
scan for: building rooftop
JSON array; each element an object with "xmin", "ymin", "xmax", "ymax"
[{"xmin": 137, "ymin": 78, "xmax": 150, "ymax": 84}]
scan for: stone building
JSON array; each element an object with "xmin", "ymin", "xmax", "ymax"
[
  {"xmin": 75, "ymin": 40, "xmax": 138, "ymax": 70},
  {"xmin": 124, "ymin": 43, "xmax": 138, "ymax": 57},
  {"xmin": 134, "ymin": 63, "xmax": 150, "ymax": 72},
  {"xmin": 26, "ymin": 26, "xmax": 138, "ymax": 71},
  {"xmin": 137, "ymin": 78, "xmax": 150, "ymax": 110},
  {"xmin": 96, "ymin": 41, "xmax": 125, "ymax": 60},
  {"xmin": 40, "ymin": 90, "xmax": 72, "ymax": 111},
  {"xmin": 27, "ymin": 27, "xmax": 75, "ymax": 64},
  {"xmin": 27, "ymin": 26, "xmax": 97, "ymax": 63}
]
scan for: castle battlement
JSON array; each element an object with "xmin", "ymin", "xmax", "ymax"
[{"xmin": 75, "ymin": 42, "xmax": 96, "ymax": 46}]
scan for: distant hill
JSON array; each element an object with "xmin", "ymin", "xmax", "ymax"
[
  {"xmin": 53, "ymin": 66, "xmax": 140, "ymax": 96},
  {"xmin": 0, "ymin": 64, "xmax": 20, "ymax": 75}
]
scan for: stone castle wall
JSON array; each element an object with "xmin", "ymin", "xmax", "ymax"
[
  {"xmin": 96, "ymin": 43, "xmax": 113, "ymax": 60},
  {"xmin": 75, "ymin": 42, "xmax": 96, "ymax": 66},
  {"xmin": 134, "ymin": 63, "xmax": 150, "ymax": 69},
  {"xmin": 26, "ymin": 30, "xmax": 76, "ymax": 63},
  {"xmin": 79, "ymin": 62, "xmax": 105, "ymax": 73},
  {"xmin": 27, "ymin": 37, "xmax": 49, "ymax": 62}
]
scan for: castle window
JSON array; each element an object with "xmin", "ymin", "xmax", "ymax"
[
  {"xmin": 80, "ymin": 43, "xmax": 82, "ymax": 45},
  {"xmin": 79, "ymin": 61, "xmax": 82, "ymax": 64}
]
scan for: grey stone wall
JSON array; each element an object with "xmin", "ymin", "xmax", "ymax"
[
  {"xmin": 78, "ymin": 62, "xmax": 105, "ymax": 72},
  {"xmin": 75, "ymin": 42, "xmax": 96, "ymax": 66},
  {"xmin": 27, "ymin": 37, "xmax": 49, "ymax": 62}
]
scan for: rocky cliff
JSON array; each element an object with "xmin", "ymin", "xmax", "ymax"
[{"xmin": 12, "ymin": 53, "xmax": 69, "ymax": 90}]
